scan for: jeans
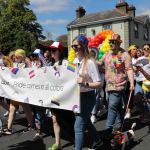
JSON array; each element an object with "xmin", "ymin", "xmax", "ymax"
[
  {"xmin": 91, "ymin": 89, "xmax": 101, "ymax": 115},
  {"xmin": 74, "ymin": 91, "xmax": 96, "ymax": 150},
  {"xmin": 106, "ymin": 91, "xmax": 125, "ymax": 130}
]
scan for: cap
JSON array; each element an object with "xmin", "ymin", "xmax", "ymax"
[
  {"xmin": 128, "ymin": 45, "xmax": 137, "ymax": 51},
  {"xmin": 33, "ymin": 49, "xmax": 41, "ymax": 54},
  {"xmin": 49, "ymin": 42, "xmax": 64, "ymax": 52},
  {"xmin": 109, "ymin": 34, "xmax": 122, "ymax": 43},
  {"xmin": 15, "ymin": 49, "xmax": 26, "ymax": 57}
]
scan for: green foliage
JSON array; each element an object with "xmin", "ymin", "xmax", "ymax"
[
  {"xmin": 39, "ymin": 40, "xmax": 54, "ymax": 47},
  {"xmin": 0, "ymin": 0, "xmax": 45, "ymax": 53}
]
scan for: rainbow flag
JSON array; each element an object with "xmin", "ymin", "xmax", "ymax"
[
  {"xmin": 11, "ymin": 68, "xmax": 19, "ymax": 75},
  {"xmin": 67, "ymin": 63, "xmax": 76, "ymax": 72}
]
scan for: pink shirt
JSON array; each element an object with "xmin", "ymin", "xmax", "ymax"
[{"xmin": 99, "ymin": 49, "xmax": 132, "ymax": 91}]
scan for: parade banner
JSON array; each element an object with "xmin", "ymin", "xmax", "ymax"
[{"xmin": 0, "ymin": 64, "xmax": 80, "ymax": 113}]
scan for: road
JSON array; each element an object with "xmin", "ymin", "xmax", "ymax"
[{"xmin": 0, "ymin": 107, "xmax": 150, "ymax": 150}]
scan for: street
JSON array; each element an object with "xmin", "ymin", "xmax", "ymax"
[{"xmin": 0, "ymin": 107, "xmax": 150, "ymax": 150}]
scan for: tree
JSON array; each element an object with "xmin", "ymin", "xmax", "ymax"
[
  {"xmin": 39, "ymin": 39, "xmax": 54, "ymax": 47},
  {"xmin": 56, "ymin": 34, "xmax": 68, "ymax": 47},
  {"xmin": 0, "ymin": 0, "xmax": 45, "ymax": 53}
]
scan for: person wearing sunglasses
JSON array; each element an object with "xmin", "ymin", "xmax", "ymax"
[
  {"xmin": 48, "ymin": 41, "xmax": 70, "ymax": 150},
  {"xmin": 72, "ymin": 35, "xmax": 101, "ymax": 150},
  {"xmin": 143, "ymin": 44, "xmax": 150, "ymax": 60},
  {"xmin": 97, "ymin": 34, "xmax": 134, "ymax": 133},
  {"xmin": 124, "ymin": 45, "xmax": 139, "ymax": 120}
]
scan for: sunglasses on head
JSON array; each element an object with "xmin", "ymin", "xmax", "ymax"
[
  {"xmin": 71, "ymin": 44, "xmax": 80, "ymax": 50},
  {"xmin": 109, "ymin": 40, "xmax": 118, "ymax": 45},
  {"xmin": 143, "ymin": 48, "xmax": 150, "ymax": 51}
]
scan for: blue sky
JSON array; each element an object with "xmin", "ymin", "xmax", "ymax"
[{"xmin": 30, "ymin": 0, "xmax": 150, "ymax": 40}]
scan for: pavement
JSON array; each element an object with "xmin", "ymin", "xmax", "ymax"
[{"xmin": 0, "ymin": 107, "xmax": 150, "ymax": 150}]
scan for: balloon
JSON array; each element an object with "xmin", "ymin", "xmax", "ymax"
[
  {"xmin": 98, "ymin": 50, "xmax": 104, "ymax": 60},
  {"xmin": 68, "ymin": 48, "xmax": 76, "ymax": 63},
  {"xmin": 88, "ymin": 29, "xmax": 114, "ymax": 48}
]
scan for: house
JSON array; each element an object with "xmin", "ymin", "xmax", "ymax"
[{"xmin": 67, "ymin": 1, "xmax": 150, "ymax": 49}]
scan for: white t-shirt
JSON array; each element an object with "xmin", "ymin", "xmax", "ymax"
[
  {"xmin": 74, "ymin": 58, "xmax": 101, "ymax": 92},
  {"xmin": 53, "ymin": 59, "xmax": 68, "ymax": 67},
  {"xmin": 134, "ymin": 56, "xmax": 149, "ymax": 82}
]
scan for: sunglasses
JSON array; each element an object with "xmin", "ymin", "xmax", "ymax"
[
  {"xmin": 71, "ymin": 44, "xmax": 80, "ymax": 50},
  {"xmin": 109, "ymin": 41, "xmax": 118, "ymax": 45},
  {"xmin": 143, "ymin": 48, "xmax": 150, "ymax": 51},
  {"xmin": 51, "ymin": 49, "xmax": 57, "ymax": 52}
]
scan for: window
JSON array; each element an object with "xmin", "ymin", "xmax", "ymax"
[
  {"xmin": 143, "ymin": 26, "xmax": 149, "ymax": 41},
  {"xmin": 134, "ymin": 23, "xmax": 139, "ymax": 38},
  {"xmin": 91, "ymin": 29, "xmax": 96, "ymax": 36},
  {"xmin": 79, "ymin": 27, "xmax": 86, "ymax": 35},
  {"xmin": 103, "ymin": 24, "xmax": 112, "ymax": 30}
]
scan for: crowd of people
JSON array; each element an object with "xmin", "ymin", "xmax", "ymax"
[{"xmin": 0, "ymin": 33, "xmax": 150, "ymax": 150}]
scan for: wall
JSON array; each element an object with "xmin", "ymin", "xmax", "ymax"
[{"xmin": 129, "ymin": 20, "xmax": 150, "ymax": 48}]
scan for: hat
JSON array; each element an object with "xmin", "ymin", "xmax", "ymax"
[
  {"xmin": 90, "ymin": 47, "xmax": 99, "ymax": 58},
  {"xmin": 33, "ymin": 49, "xmax": 41, "ymax": 54},
  {"xmin": 77, "ymin": 35, "xmax": 88, "ymax": 47},
  {"xmin": 49, "ymin": 42, "xmax": 64, "ymax": 52},
  {"xmin": 109, "ymin": 34, "xmax": 122, "ymax": 43},
  {"xmin": 15, "ymin": 49, "xmax": 26, "ymax": 57},
  {"xmin": 128, "ymin": 45, "xmax": 137, "ymax": 51}
]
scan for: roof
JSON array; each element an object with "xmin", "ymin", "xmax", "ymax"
[
  {"xmin": 67, "ymin": 9, "xmax": 149, "ymax": 28},
  {"xmin": 135, "ymin": 15, "xmax": 149, "ymax": 24}
]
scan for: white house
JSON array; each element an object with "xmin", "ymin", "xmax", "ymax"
[{"xmin": 67, "ymin": 1, "xmax": 150, "ymax": 50}]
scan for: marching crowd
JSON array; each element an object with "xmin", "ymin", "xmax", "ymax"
[{"xmin": 0, "ymin": 33, "xmax": 150, "ymax": 150}]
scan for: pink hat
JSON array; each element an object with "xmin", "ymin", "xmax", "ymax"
[
  {"xmin": 49, "ymin": 42, "xmax": 64, "ymax": 52},
  {"xmin": 109, "ymin": 34, "xmax": 122, "ymax": 43}
]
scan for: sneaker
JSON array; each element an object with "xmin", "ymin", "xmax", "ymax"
[
  {"xmin": 3, "ymin": 111, "xmax": 9, "ymax": 117},
  {"xmin": 124, "ymin": 112, "xmax": 131, "ymax": 119},
  {"xmin": 16, "ymin": 110, "xmax": 24, "ymax": 114},
  {"xmin": 23, "ymin": 125, "xmax": 34, "ymax": 133},
  {"xmin": 91, "ymin": 115, "xmax": 96, "ymax": 124}
]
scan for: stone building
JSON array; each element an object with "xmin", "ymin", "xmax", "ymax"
[{"xmin": 67, "ymin": 0, "xmax": 150, "ymax": 49}]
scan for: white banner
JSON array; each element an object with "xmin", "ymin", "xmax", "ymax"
[{"xmin": 0, "ymin": 64, "xmax": 80, "ymax": 113}]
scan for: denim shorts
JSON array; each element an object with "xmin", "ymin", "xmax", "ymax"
[{"xmin": 134, "ymin": 81, "xmax": 143, "ymax": 96}]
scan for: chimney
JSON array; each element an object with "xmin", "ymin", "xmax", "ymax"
[
  {"xmin": 128, "ymin": 5, "xmax": 136, "ymax": 17},
  {"xmin": 116, "ymin": 1, "xmax": 128, "ymax": 14},
  {"xmin": 76, "ymin": 6, "xmax": 86, "ymax": 18}
]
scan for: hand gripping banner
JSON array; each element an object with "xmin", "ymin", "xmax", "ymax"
[{"xmin": 0, "ymin": 64, "xmax": 80, "ymax": 113}]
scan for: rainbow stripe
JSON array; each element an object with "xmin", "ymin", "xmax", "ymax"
[
  {"xmin": 67, "ymin": 63, "xmax": 76, "ymax": 72},
  {"xmin": 29, "ymin": 70, "xmax": 35, "ymax": 78}
]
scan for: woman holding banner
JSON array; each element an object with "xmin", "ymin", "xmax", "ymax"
[
  {"xmin": 3, "ymin": 49, "xmax": 34, "ymax": 135},
  {"xmin": 48, "ymin": 41, "xmax": 72, "ymax": 150},
  {"xmin": 72, "ymin": 35, "xmax": 101, "ymax": 150}
]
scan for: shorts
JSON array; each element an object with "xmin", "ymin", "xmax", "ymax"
[{"xmin": 134, "ymin": 81, "xmax": 143, "ymax": 96}]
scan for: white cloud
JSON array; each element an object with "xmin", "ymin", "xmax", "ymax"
[
  {"xmin": 40, "ymin": 19, "xmax": 69, "ymax": 25},
  {"xmin": 30, "ymin": 0, "xmax": 70, "ymax": 13},
  {"xmin": 137, "ymin": 4, "xmax": 150, "ymax": 16},
  {"xmin": 140, "ymin": 10, "xmax": 150, "ymax": 16}
]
